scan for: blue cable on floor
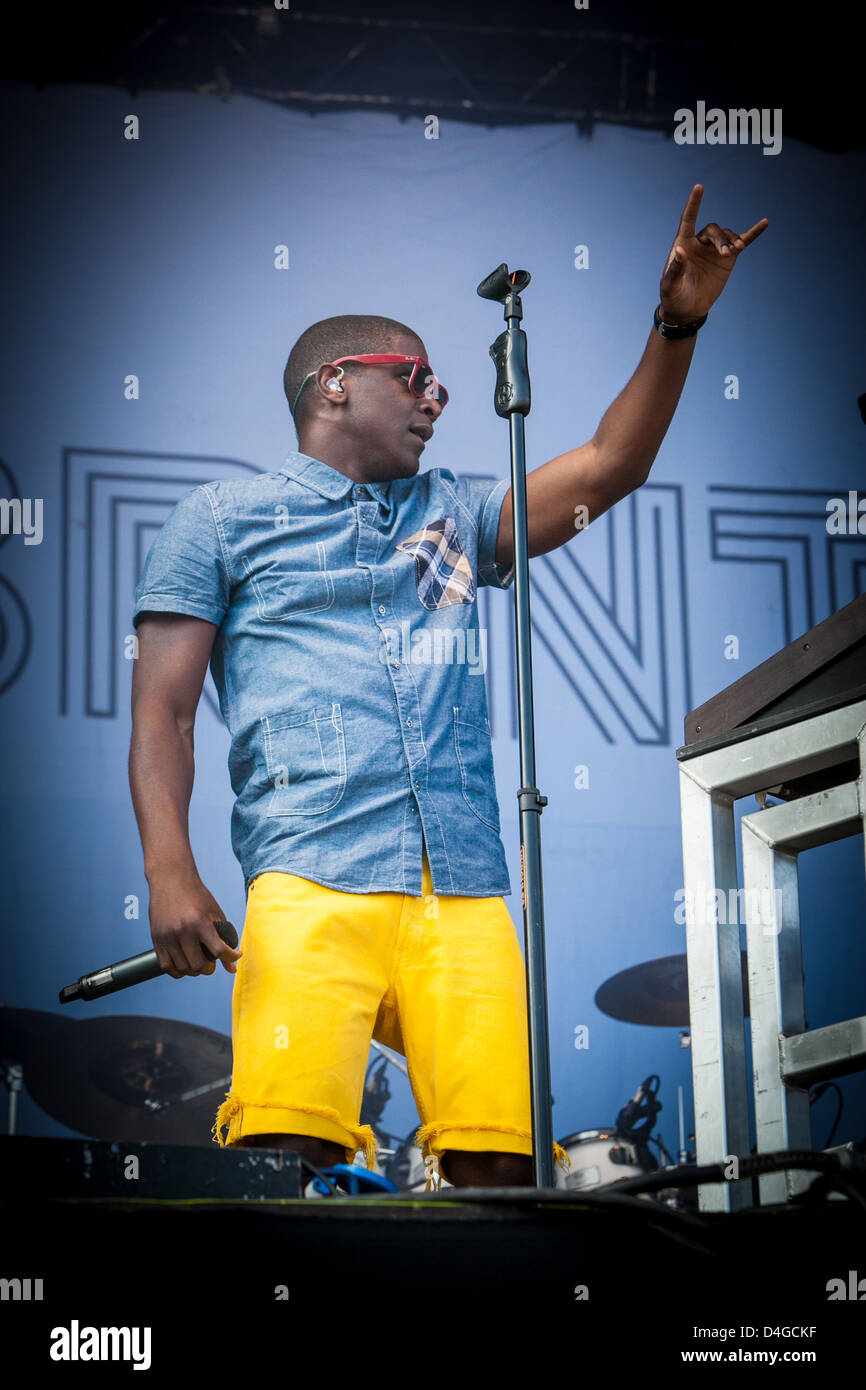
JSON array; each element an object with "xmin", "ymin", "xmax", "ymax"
[{"xmin": 308, "ymin": 1163, "xmax": 400, "ymax": 1196}]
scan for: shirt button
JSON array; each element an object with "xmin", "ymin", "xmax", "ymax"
[
  {"xmin": 378, "ymin": 605, "xmax": 386, "ymax": 615},
  {"xmin": 414, "ymin": 780, "xmax": 420, "ymax": 790},
  {"xmin": 406, "ymin": 717, "xmax": 413, "ymax": 727},
  {"xmin": 392, "ymin": 660, "xmax": 400, "ymax": 669}
]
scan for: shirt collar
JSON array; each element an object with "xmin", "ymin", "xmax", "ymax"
[
  {"xmin": 280, "ymin": 451, "xmax": 355, "ymax": 498},
  {"xmin": 279, "ymin": 451, "xmax": 391, "ymax": 503}
]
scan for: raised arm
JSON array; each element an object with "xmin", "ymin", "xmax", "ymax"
[
  {"xmin": 129, "ymin": 612, "xmax": 242, "ymax": 979},
  {"xmin": 494, "ymin": 184, "xmax": 769, "ymax": 564}
]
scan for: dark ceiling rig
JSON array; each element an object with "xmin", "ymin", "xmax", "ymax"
[{"xmin": 2, "ymin": 2, "xmax": 861, "ymax": 151}]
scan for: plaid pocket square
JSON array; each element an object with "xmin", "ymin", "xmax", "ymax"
[{"xmin": 396, "ymin": 516, "xmax": 476, "ymax": 610}]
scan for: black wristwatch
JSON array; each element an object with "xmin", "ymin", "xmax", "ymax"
[{"xmin": 653, "ymin": 304, "xmax": 708, "ymax": 339}]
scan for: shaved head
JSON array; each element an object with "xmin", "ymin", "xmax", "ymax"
[{"xmin": 284, "ymin": 314, "xmax": 425, "ymax": 433}]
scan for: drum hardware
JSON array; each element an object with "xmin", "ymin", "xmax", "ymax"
[
  {"xmin": 360, "ymin": 1052, "xmax": 393, "ymax": 1139},
  {"xmin": 1, "ymin": 1006, "xmax": 78, "ymax": 1135},
  {"xmin": 369, "ymin": 1039, "xmax": 409, "ymax": 1076},
  {"xmin": 1, "ymin": 1061, "xmax": 24, "ymax": 1136},
  {"xmin": 555, "ymin": 1071, "xmax": 700, "ymax": 1210}
]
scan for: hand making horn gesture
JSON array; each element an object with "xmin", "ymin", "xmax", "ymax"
[{"xmin": 659, "ymin": 183, "xmax": 769, "ymax": 323}]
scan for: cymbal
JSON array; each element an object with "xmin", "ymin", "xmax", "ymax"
[
  {"xmin": 0, "ymin": 1005, "xmax": 76, "ymax": 1062},
  {"xmin": 21, "ymin": 1014, "xmax": 233, "ymax": 1145},
  {"xmin": 595, "ymin": 953, "xmax": 750, "ymax": 1027}
]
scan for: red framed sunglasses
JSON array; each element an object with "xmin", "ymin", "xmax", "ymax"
[{"xmin": 291, "ymin": 353, "xmax": 448, "ymax": 417}]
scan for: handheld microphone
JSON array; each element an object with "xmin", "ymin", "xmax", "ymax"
[{"xmin": 58, "ymin": 920, "xmax": 239, "ymax": 1004}]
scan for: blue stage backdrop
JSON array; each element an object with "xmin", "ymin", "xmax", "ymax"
[{"xmin": 1, "ymin": 80, "xmax": 864, "ymax": 1156}]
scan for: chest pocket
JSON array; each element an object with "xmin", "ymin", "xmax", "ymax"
[
  {"xmin": 262, "ymin": 702, "xmax": 347, "ymax": 816},
  {"xmin": 396, "ymin": 517, "xmax": 475, "ymax": 610},
  {"xmin": 242, "ymin": 541, "xmax": 334, "ymax": 620}
]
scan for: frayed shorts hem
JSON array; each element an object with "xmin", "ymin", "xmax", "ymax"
[
  {"xmin": 212, "ymin": 1101, "xmax": 572, "ymax": 1193},
  {"xmin": 415, "ymin": 1121, "xmax": 571, "ymax": 1190},
  {"xmin": 213, "ymin": 1095, "xmax": 378, "ymax": 1170}
]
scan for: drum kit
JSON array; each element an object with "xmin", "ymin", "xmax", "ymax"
[
  {"xmin": 0, "ymin": 1006, "xmax": 233, "ymax": 1144},
  {"xmin": 1, "ymin": 950, "xmax": 741, "ymax": 1202}
]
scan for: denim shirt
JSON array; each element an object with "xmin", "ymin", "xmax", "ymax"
[{"xmin": 132, "ymin": 451, "xmax": 515, "ymax": 896}]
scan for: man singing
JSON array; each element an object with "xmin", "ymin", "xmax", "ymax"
[{"xmin": 129, "ymin": 186, "xmax": 767, "ymax": 1189}]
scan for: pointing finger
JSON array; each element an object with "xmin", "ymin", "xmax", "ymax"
[{"xmin": 677, "ymin": 183, "xmax": 704, "ymax": 240}]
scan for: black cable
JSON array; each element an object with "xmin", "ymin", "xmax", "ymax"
[
  {"xmin": 795, "ymin": 1169, "xmax": 866, "ymax": 1216},
  {"xmin": 810, "ymin": 1080, "xmax": 844, "ymax": 1149},
  {"xmin": 598, "ymin": 1149, "xmax": 866, "ymax": 1210},
  {"xmin": 297, "ymin": 1156, "xmax": 341, "ymax": 1198},
  {"xmin": 651, "ymin": 1132, "xmax": 677, "ymax": 1167}
]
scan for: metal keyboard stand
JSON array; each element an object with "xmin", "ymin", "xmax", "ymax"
[{"xmin": 679, "ymin": 696, "xmax": 866, "ymax": 1211}]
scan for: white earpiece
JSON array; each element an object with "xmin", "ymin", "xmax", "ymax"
[{"xmin": 327, "ymin": 379, "xmax": 344, "ymax": 392}]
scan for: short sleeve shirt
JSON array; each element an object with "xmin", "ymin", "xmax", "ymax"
[{"xmin": 132, "ymin": 451, "xmax": 515, "ymax": 896}]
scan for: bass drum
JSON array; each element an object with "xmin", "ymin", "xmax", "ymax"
[{"xmin": 555, "ymin": 1127, "xmax": 656, "ymax": 1192}]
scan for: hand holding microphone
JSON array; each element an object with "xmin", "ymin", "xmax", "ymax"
[
  {"xmin": 59, "ymin": 873, "xmax": 243, "ymax": 1003},
  {"xmin": 146, "ymin": 872, "xmax": 242, "ymax": 980}
]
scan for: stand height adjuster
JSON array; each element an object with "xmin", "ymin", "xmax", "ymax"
[{"xmin": 517, "ymin": 786, "xmax": 548, "ymax": 813}]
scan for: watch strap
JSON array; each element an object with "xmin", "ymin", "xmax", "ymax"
[{"xmin": 653, "ymin": 304, "xmax": 708, "ymax": 339}]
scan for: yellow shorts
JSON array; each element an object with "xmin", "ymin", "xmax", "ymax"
[{"xmin": 213, "ymin": 847, "xmax": 568, "ymax": 1187}]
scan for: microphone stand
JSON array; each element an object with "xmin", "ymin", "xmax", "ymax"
[{"xmin": 477, "ymin": 263, "xmax": 554, "ymax": 1189}]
